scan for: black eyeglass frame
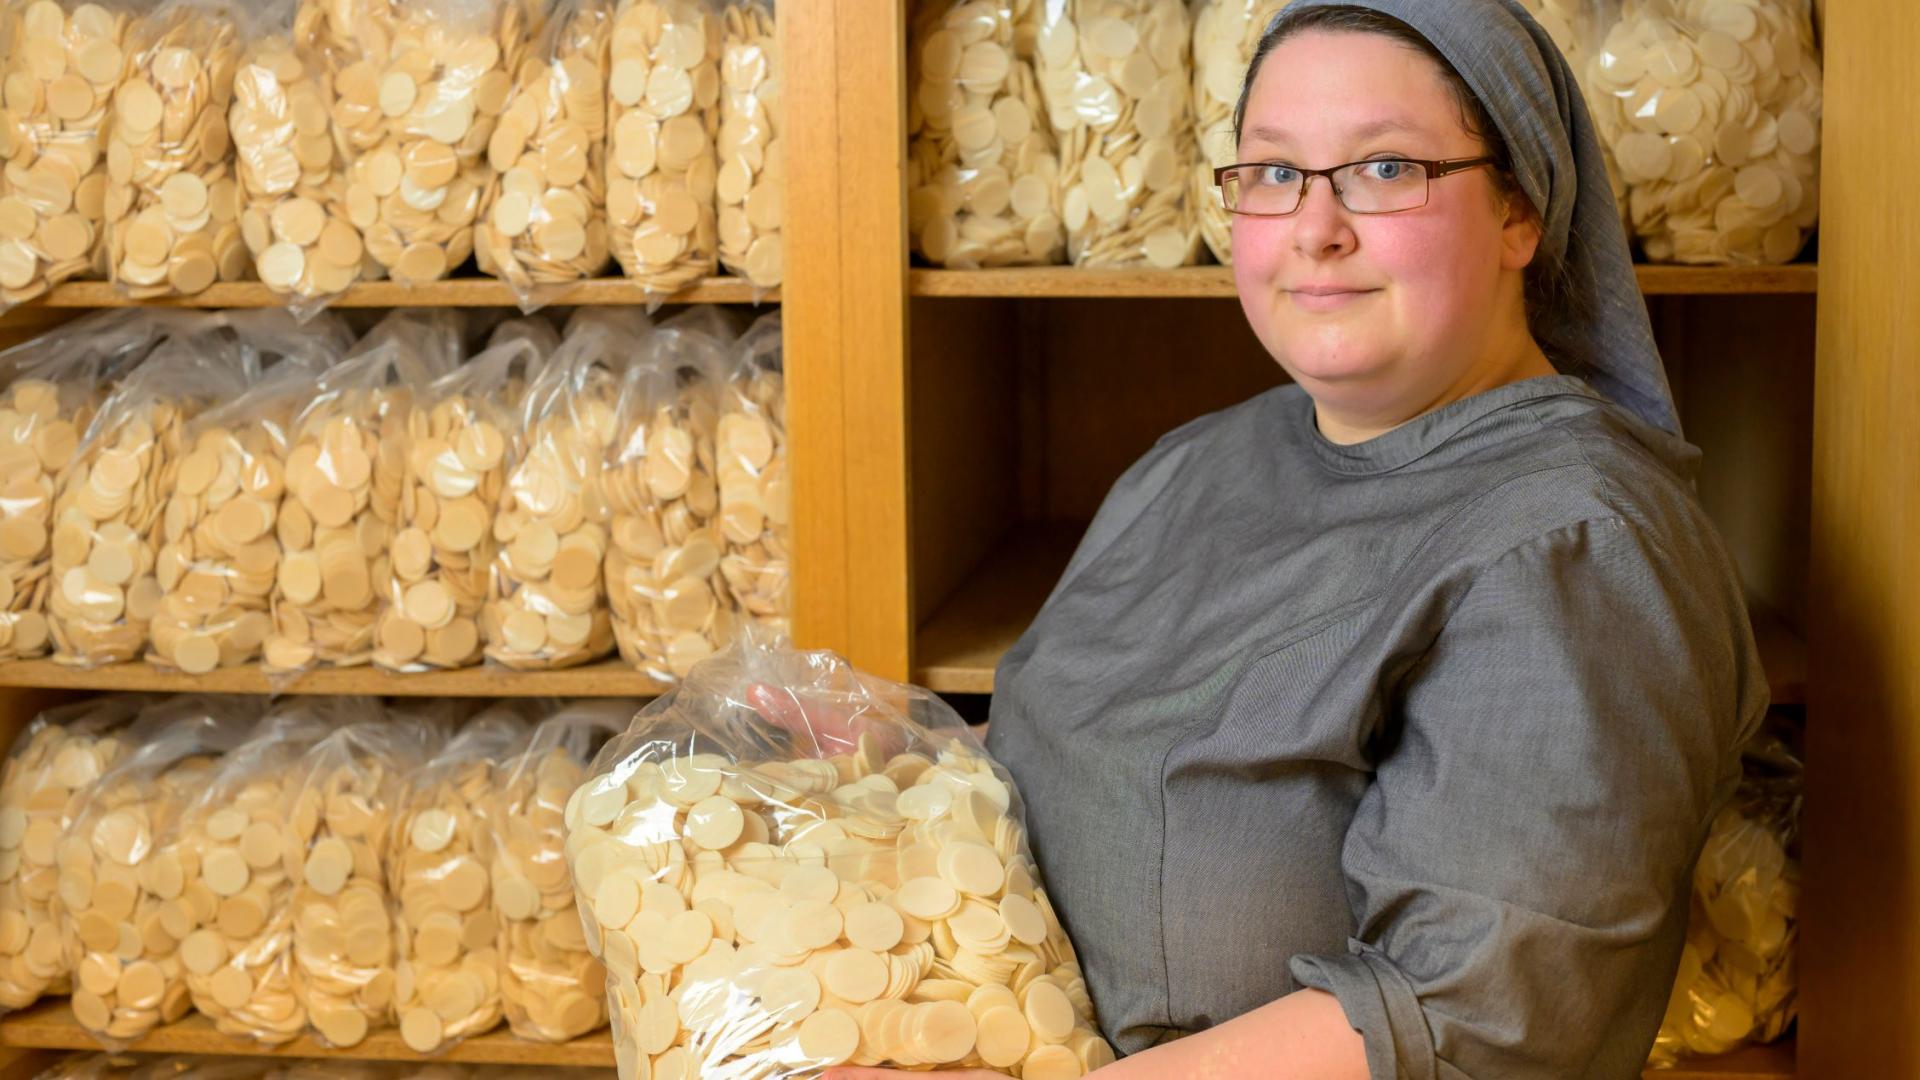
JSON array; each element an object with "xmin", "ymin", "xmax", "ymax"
[{"xmin": 1212, "ymin": 156, "xmax": 1501, "ymax": 216}]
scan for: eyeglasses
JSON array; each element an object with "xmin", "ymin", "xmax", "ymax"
[{"xmin": 1213, "ymin": 156, "xmax": 1500, "ymax": 216}]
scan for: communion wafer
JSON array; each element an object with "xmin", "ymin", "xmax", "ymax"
[
  {"xmin": 566, "ymin": 736, "xmax": 1115, "ymax": 1077},
  {"xmin": 907, "ymin": 0, "xmax": 1065, "ymax": 268},
  {"xmin": 716, "ymin": 0, "xmax": 782, "ymax": 287},
  {"xmin": 0, "ymin": 0, "xmax": 129, "ymax": 308}
]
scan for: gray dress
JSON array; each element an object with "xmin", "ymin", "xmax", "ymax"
[{"xmin": 986, "ymin": 375, "xmax": 1768, "ymax": 1079}]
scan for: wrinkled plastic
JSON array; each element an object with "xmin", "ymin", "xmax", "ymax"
[
  {"xmin": 567, "ymin": 635, "xmax": 1116, "ymax": 1078},
  {"xmin": 0, "ymin": 309, "xmax": 195, "ymax": 661},
  {"xmin": 606, "ymin": 0, "xmax": 723, "ymax": 298},
  {"xmin": 53, "ymin": 694, "xmax": 262, "ymax": 1047},
  {"xmin": 605, "ymin": 306, "xmax": 737, "ymax": 682},
  {"xmin": 148, "ymin": 314, "xmax": 354, "ymax": 673},
  {"xmin": 0, "ymin": 695, "xmax": 151, "ymax": 1011},
  {"xmin": 314, "ymin": 0, "xmax": 536, "ymax": 284},
  {"xmin": 1583, "ymin": 0, "xmax": 1822, "ymax": 264},
  {"xmin": 484, "ymin": 308, "xmax": 640, "ymax": 671},
  {"xmin": 1648, "ymin": 722, "xmax": 1801, "ymax": 1068},
  {"xmin": 491, "ymin": 698, "xmax": 633, "ymax": 1042},
  {"xmin": 0, "ymin": 0, "xmax": 130, "ymax": 310},
  {"xmin": 263, "ymin": 309, "xmax": 463, "ymax": 674},
  {"xmin": 387, "ymin": 707, "xmax": 532, "ymax": 1052},
  {"xmin": 717, "ymin": 0, "xmax": 782, "ymax": 290},
  {"xmin": 1036, "ymin": 0, "xmax": 1201, "ymax": 268},
  {"xmin": 286, "ymin": 713, "xmax": 440, "ymax": 1048},
  {"xmin": 49, "ymin": 325, "xmax": 255, "ymax": 668},
  {"xmin": 105, "ymin": 0, "xmax": 248, "ymax": 299},
  {"xmin": 171, "ymin": 698, "xmax": 351, "ymax": 1045},
  {"xmin": 475, "ymin": 0, "xmax": 615, "ymax": 312},
  {"xmin": 375, "ymin": 337, "xmax": 540, "ymax": 673},
  {"xmin": 1188, "ymin": 0, "xmax": 1284, "ymax": 264},
  {"xmin": 232, "ymin": 0, "xmax": 368, "ymax": 317},
  {"xmin": 485, "ymin": 313, "xmax": 564, "ymax": 360},
  {"xmin": 716, "ymin": 309, "xmax": 786, "ymax": 635},
  {"xmin": 908, "ymin": 0, "xmax": 1065, "ymax": 268}
]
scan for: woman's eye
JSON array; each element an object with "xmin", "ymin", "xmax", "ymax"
[
  {"xmin": 1254, "ymin": 165, "xmax": 1299, "ymax": 186},
  {"xmin": 1359, "ymin": 160, "xmax": 1415, "ymax": 182}
]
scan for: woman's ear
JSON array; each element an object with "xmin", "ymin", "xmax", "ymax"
[{"xmin": 1500, "ymin": 193, "xmax": 1543, "ymax": 272}]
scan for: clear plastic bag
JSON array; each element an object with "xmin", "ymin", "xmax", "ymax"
[
  {"xmin": 606, "ymin": 0, "xmax": 723, "ymax": 297},
  {"xmin": 286, "ymin": 712, "xmax": 439, "ymax": 1048},
  {"xmin": 908, "ymin": 0, "xmax": 1066, "ymax": 268},
  {"xmin": 716, "ymin": 0, "xmax": 781, "ymax": 289},
  {"xmin": 1036, "ymin": 0, "xmax": 1201, "ymax": 268},
  {"xmin": 485, "ymin": 312, "xmax": 564, "ymax": 359},
  {"xmin": 483, "ymin": 308, "xmax": 638, "ymax": 671},
  {"xmin": 0, "ymin": 308, "xmax": 191, "ymax": 661},
  {"xmin": 54, "ymin": 694, "xmax": 263, "ymax": 1047},
  {"xmin": 49, "ymin": 325, "xmax": 255, "ymax": 669},
  {"xmin": 1648, "ymin": 722, "xmax": 1801, "ymax": 1068},
  {"xmin": 475, "ymin": 0, "xmax": 615, "ymax": 311},
  {"xmin": 1584, "ymin": 0, "xmax": 1822, "ymax": 264},
  {"xmin": 172, "ymin": 698, "xmax": 353, "ymax": 1045},
  {"xmin": 0, "ymin": 0, "xmax": 128, "ymax": 310},
  {"xmin": 387, "ymin": 706, "xmax": 532, "ymax": 1052},
  {"xmin": 232, "ymin": 0, "xmax": 370, "ymax": 316},
  {"xmin": 264, "ymin": 309, "xmax": 463, "ymax": 673},
  {"xmin": 490, "ymin": 698, "xmax": 634, "ymax": 1042},
  {"xmin": 716, "ymin": 309, "xmax": 786, "ymax": 635},
  {"xmin": 103, "ymin": 0, "xmax": 247, "ymax": 299},
  {"xmin": 566, "ymin": 635, "xmax": 1115, "ymax": 1077},
  {"xmin": 605, "ymin": 306, "xmax": 737, "ymax": 682},
  {"xmin": 0, "ymin": 694, "xmax": 151, "ymax": 1011},
  {"xmin": 147, "ymin": 315, "xmax": 353, "ymax": 673},
  {"xmin": 375, "ymin": 337, "xmax": 537, "ymax": 673},
  {"xmin": 1188, "ymin": 0, "xmax": 1284, "ymax": 264},
  {"xmin": 314, "ymin": 0, "xmax": 536, "ymax": 284}
]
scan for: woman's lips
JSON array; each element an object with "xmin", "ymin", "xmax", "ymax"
[{"xmin": 1285, "ymin": 285, "xmax": 1379, "ymax": 312}]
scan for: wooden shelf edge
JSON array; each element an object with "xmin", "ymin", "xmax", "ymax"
[
  {"xmin": 909, "ymin": 264, "xmax": 1818, "ymax": 298},
  {"xmin": 1651, "ymin": 1040, "xmax": 1796, "ymax": 1079},
  {"xmin": 34, "ymin": 277, "xmax": 776, "ymax": 309},
  {"xmin": 916, "ymin": 525, "xmax": 1807, "ymax": 708},
  {"xmin": 0, "ymin": 658, "xmax": 666, "ymax": 697},
  {"xmin": 0, "ymin": 1000, "xmax": 612, "ymax": 1066}
]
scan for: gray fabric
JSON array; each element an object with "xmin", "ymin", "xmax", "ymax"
[
  {"xmin": 1274, "ymin": 0, "xmax": 1678, "ymax": 435},
  {"xmin": 986, "ymin": 377, "xmax": 1767, "ymax": 1078}
]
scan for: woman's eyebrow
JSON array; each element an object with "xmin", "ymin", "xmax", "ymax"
[{"xmin": 1242, "ymin": 117, "xmax": 1427, "ymax": 151}]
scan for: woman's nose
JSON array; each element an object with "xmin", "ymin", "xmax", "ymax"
[{"xmin": 1290, "ymin": 176, "xmax": 1358, "ymax": 259}]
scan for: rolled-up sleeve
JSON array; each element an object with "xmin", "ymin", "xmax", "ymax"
[{"xmin": 1289, "ymin": 517, "xmax": 1764, "ymax": 1079}]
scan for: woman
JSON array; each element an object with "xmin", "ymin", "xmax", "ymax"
[{"xmin": 827, "ymin": 0, "xmax": 1767, "ymax": 1075}]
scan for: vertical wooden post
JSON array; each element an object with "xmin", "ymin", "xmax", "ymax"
[{"xmin": 1800, "ymin": 0, "xmax": 1920, "ymax": 1072}]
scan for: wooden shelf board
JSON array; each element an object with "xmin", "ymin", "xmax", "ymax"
[
  {"xmin": 916, "ymin": 524, "xmax": 1807, "ymax": 707},
  {"xmin": 1653, "ymin": 1041, "xmax": 1797, "ymax": 1079},
  {"xmin": 35, "ymin": 277, "xmax": 774, "ymax": 309},
  {"xmin": 0, "ymin": 658, "xmax": 665, "ymax": 697},
  {"xmin": 0, "ymin": 1000, "xmax": 612, "ymax": 1066},
  {"xmin": 909, "ymin": 264, "xmax": 1819, "ymax": 298}
]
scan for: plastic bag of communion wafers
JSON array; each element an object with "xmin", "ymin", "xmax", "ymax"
[
  {"xmin": 1648, "ymin": 720, "xmax": 1801, "ymax": 1068},
  {"xmin": 1188, "ymin": 0, "xmax": 1284, "ymax": 264},
  {"xmin": 53, "ymin": 694, "xmax": 263, "ymax": 1048},
  {"xmin": 483, "ymin": 308, "xmax": 637, "ymax": 671},
  {"xmin": 716, "ymin": 309, "xmax": 786, "ymax": 636},
  {"xmin": 49, "ymin": 323, "xmax": 255, "ymax": 669},
  {"xmin": 605, "ymin": 306, "xmax": 738, "ymax": 683},
  {"xmin": 566, "ymin": 635, "xmax": 1116, "ymax": 1079},
  {"xmin": 386, "ymin": 706, "xmax": 532, "ymax": 1053},
  {"xmin": 716, "ymin": 0, "xmax": 781, "ymax": 290},
  {"xmin": 0, "ymin": 308, "xmax": 195, "ymax": 662},
  {"xmin": 907, "ymin": 0, "xmax": 1066, "ymax": 269},
  {"xmin": 0, "ymin": 0, "xmax": 129, "ymax": 311},
  {"xmin": 286, "ymin": 712, "xmax": 439, "ymax": 1048},
  {"xmin": 491, "ymin": 698, "xmax": 635, "ymax": 1042},
  {"xmin": 0, "ymin": 694, "xmax": 151, "ymax": 1012},
  {"xmin": 1583, "ymin": 0, "xmax": 1823, "ymax": 265}
]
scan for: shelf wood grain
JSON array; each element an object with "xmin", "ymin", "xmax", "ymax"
[
  {"xmin": 0, "ymin": 1001, "xmax": 612, "ymax": 1066},
  {"xmin": 34, "ymin": 277, "xmax": 774, "ymax": 309},
  {"xmin": 910, "ymin": 264, "xmax": 1819, "ymax": 298},
  {"xmin": 0, "ymin": 658, "xmax": 664, "ymax": 698},
  {"xmin": 915, "ymin": 523, "xmax": 1808, "ymax": 707}
]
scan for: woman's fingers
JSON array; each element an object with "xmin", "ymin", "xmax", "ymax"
[
  {"xmin": 743, "ymin": 681, "xmax": 914, "ymax": 759},
  {"xmin": 824, "ymin": 1070, "xmax": 1007, "ymax": 1080}
]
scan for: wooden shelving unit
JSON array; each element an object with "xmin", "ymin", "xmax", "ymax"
[
  {"xmin": 34, "ymin": 276, "xmax": 774, "ymax": 309},
  {"xmin": 0, "ymin": 658, "xmax": 665, "ymax": 698},
  {"xmin": 910, "ymin": 264, "xmax": 1820, "ymax": 298}
]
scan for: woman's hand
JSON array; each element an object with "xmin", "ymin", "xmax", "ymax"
[
  {"xmin": 743, "ymin": 680, "xmax": 910, "ymax": 758},
  {"xmin": 824, "ymin": 1070, "xmax": 1008, "ymax": 1080}
]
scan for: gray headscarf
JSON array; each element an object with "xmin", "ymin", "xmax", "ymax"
[{"xmin": 1274, "ymin": 0, "xmax": 1681, "ymax": 435}]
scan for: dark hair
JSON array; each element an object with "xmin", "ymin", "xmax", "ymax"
[{"xmin": 1233, "ymin": 6, "xmax": 1568, "ymax": 335}]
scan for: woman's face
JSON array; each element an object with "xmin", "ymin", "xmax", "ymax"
[{"xmin": 1232, "ymin": 30, "xmax": 1542, "ymax": 419}]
